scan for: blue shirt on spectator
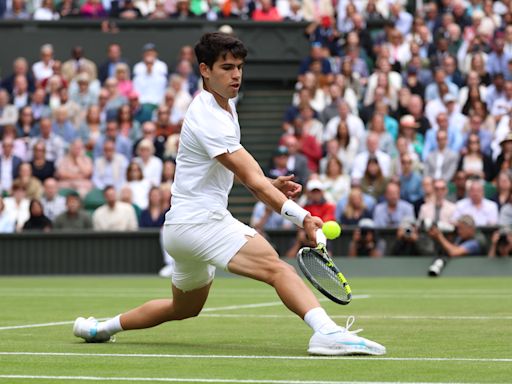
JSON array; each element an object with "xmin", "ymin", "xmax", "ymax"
[
  {"xmin": 373, "ymin": 200, "xmax": 415, "ymax": 227},
  {"xmin": 335, "ymin": 193, "xmax": 376, "ymax": 222},
  {"xmin": 399, "ymin": 171, "xmax": 424, "ymax": 204}
]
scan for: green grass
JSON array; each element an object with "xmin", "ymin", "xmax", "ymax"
[{"xmin": 0, "ymin": 276, "xmax": 511, "ymax": 383}]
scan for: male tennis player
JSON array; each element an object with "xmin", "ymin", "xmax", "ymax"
[{"xmin": 74, "ymin": 32, "xmax": 386, "ymax": 356}]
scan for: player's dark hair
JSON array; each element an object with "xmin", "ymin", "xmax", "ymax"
[{"xmin": 194, "ymin": 32, "xmax": 247, "ymax": 69}]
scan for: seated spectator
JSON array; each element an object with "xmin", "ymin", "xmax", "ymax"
[
  {"xmin": 360, "ymin": 157, "xmax": 388, "ymax": 201},
  {"xmin": 399, "ymin": 153, "xmax": 423, "ymax": 209},
  {"xmin": 53, "ymin": 191, "xmax": 93, "ymax": 230},
  {"xmin": 117, "ymin": 104, "xmax": 141, "ymax": 142},
  {"xmin": 491, "ymin": 171, "xmax": 511, "ymax": 210},
  {"xmin": 3, "ymin": 0, "xmax": 30, "ymax": 20},
  {"xmin": 324, "ymin": 99, "xmax": 366, "ymax": 145},
  {"xmin": 252, "ymin": 0, "xmax": 282, "ymax": 21},
  {"xmin": 118, "ymin": 0, "xmax": 143, "ymax": 19},
  {"xmin": 13, "ymin": 162, "xmax": 43, "ymax": 200},
  {"xmin": 133, "ymin": 121, "xmax": 165, "ymax": 160},
  {"xmin": 0, "ymin": 196, "xmax": 15, "ymax": 233},
  {"xmin": 125, "ymin": 161, "xmax": 152, "ymax": 210},
  {"xmin": 3, "ymin": 180, "xmax": 30, "ymax": 232},
  {"xmin": 250, "ymin": 200, "xmax": 293, "ymax": 237},
  {"xmin": 93, "ymin": 119, "xmax": 132, "ymax": 161},
  {"xmin": 423, "ymin": 129, "xmax": 459, "ymax": 183},
  {"xmin": 52, "ymin": 106, "xmax": 77, "ymax": 144},
  {"xmin": 30, "ymin": 88, "xmax": 52, "ymax": 121},
  {"xmin": 103, "ymin": 77, "xmax": 128, "ymax": 113},
  {"xmin": 0, "ymin": 137, "xmax": 22, "ymax": 195},
  {"xmin": 1, "ymin": 128, "xmax": 26, "ymax": 164},
  {"xmin": 373, "ymin": 182, "xmax": 415, "ymax": 227},
  {"xmin": 80, "ymin": 0, "xmax": 108, "ymax": 18},
  {"xmin": 139, "ymin": 187, "xmax": 166, "ymax": 228},
  {"xmin": 28, "ymin": 117, "xmax": 66, "ymax": 163},
  {"xmin": 133, "ymin": 43, "xmax": 168, "ymax": 107},
  {"xmin": 114, "ymin": 63, "xmax": 134, "ymax": 98},
  {"xmin": 22, "ymin": 199, "xmax": 52, "ymax": 232},
  {"xmin": 319, "ymin": 156, "xmax": 350, "ymax": 204},
  {"xmin": 447, "ymin": 170, "xmax": 468, "ymax": 202},
  {"xmin": 337, "ymin": 186, "xmax": 372, "ymax": 225},
  {"xmin": 119, "ymin": 185, "xmax": 141, "ymax": 219},
  {"xmin": 30, "ymin": 141, "xmax": 55, "ymax": 182},
  {"xmin": 16, "ymin": 106, "xmax": 38, "ymax": 140},
  {"xmin": 168, "ymin": 74, "xmax": 193, "ymax": 117},
  {"xmin": 40, "ymin": 177, "xmax": 66, "ymax": 221},
  {"xmin": 348, "ymin": 218, "xmax": 385, "ymax": 258},
  {"xmin": 280, "ymin": 134, "xmax": 310, "ymax": 186},
  {"xmin": 427, "ymin": 215, "xmax": 488, "ymax": 277},
  {"xmin": 391, "ymin": 136, "xmax": 421, "ymax": 178},
  {"xmin": 55, "ymin": 139, "xmax": 93, "ymax": 197},
  {"xmin": 57, "ymin": 0, "xmax": 81, "ymax": 18},
  {"xmin": 161, "ymin": 158, "xmax": 175, "ymax": 187},
  {"xmin": 154, "ymin": 105, "xmax": 180, "ymax": 139},
  {"xmin": 285, "ymin": 179, "xmax": 335, "ymax": 257},
  {"xmin": 418, "ymin": 178, "xmax": 456, "ymax": 227},
  {"xmin": 92, "ymin": 138, "xmax": 128, "ymax": 192},
  {"xmin": 390, "ymin": 217, "xmax": 435, "ymax": 257},
  {"xmin": 488, "ymin": 226, "xmax": 512, "ymax": 258},
  {"xmin": 133, "ymin": 139, "xmax": 163, "ymax": 186},
  {"xmin": 351, "ymin": 132, "xmax": 392, "ymax": 181},
  {"xmin": 33, "ymin": 0, "xmax": 60, "ymax": 20},
  {"xmin": 12, "ymin": 75, "xmax": 30, "ymax": 110},
  {"xmin": 92, "ymin": 186, "xmax": 138, "ymax": 231},
  {"xmin": 265, "ymin": 146, "xmax": 293, "ymax": 179},
  {"xmin": 398, "ymin": 115, "xmax": 424, "ymax": 159},
  {"xmin": 456, "ymin": 133, "xmax": 495, "ymax": 181},
  {"xmin": 452, "ymin": 179, "xmax": 498, "ymax": 226},
  {"xmin": 1, "ymin": 57, "xmax": 35, "ymax": 97},
  {"xmin": 61, "ymin": 46, "xmax": 98, "ymax": 83},
  {"xmin": 332, "ymin": 120, "xmax": 359, "ymax": 174},
  {"xmin": 79, "ymin": 105, "xmax": 103, "ymax": 153},
  {"xmin": 128, "ymin": 91, "xmax": 154, "ymax": 125},
  {"xmin": 69, "ymin": 73, "xmax": 98, "ymax": 111},
  {"xmin": 173, "ymin": 59, "xmax": 199, "ymax": 97}
]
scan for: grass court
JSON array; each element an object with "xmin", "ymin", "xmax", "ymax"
[{"xmin": 0, "ymin": 275, "xmax": 511, "ymax": 383}]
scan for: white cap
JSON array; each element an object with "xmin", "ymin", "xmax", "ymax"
[{"xmin": 306, "ymin": 179, "xmax": 325, "ymax": 191}]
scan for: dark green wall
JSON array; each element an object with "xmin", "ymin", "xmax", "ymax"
[{"xmin": 0, "ymin": 20, "xmax": 310, "ymax": 82}]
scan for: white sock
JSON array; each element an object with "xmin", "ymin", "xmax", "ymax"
[
  {"xmin": 98, "ymin": 315, "xmax": 123, "ymax": 336},
  {"xmin": 304, "ymin": 307, "xmax": 337, "ymax": 332}
]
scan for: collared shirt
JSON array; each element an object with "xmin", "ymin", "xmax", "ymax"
[
  {"xmin": 41, "ymin": 195, "xmax": 66, "ymax": 221},
  {"xmin": 452, "ymin": 198, "xmax": 499, "ymax": 226},
  {"xmin": 373, "ymin": 200, "xmax": 415, "ymax": 227},
  {"xmin": 0, "ymin": 155, "xmax": 13, "ymax": 193}
]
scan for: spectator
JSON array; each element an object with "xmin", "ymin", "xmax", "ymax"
[
  {"xmin": 329, "ymin": 120, "xmax": 359, "ymax": 174},
  {"xmin": 139, "ymin": 186, "xmax": 166, "ymax": 227},
  {"xmin": 70, "ymin": 72, "xmax": 98, "ymax": 111},
  {"xmin": 427, "ymin": 214, "xmax": 488, "ymax": 276},
  {"xmin": 168, "ymin": 74, "xmax": 193, "ymax": 116},
  {"xmin": 265, "ymin": 146, "xmax": 293, "ymax": 179},
  {"xmin": 280, "ymin": 134, "xmax": 310, "ymax": 187},
  {"xmin": 92, "ymin": 185, "xmax": 138, "ymax": 231},
  {"xmin": 351, "ymin": 132, "xmax": 392, "ymax": 180},
  {"xmin": 117, "ymin": 104, "xmax": 141, "ymax": 142},
  {"xmin": 337, "ymin": 186, "xmax": 372, "ymax": 225},
  {"xmin": 399, "ymin": 152, "xmax": 423, "ymax": 208},
  {"xmin": 488, "ymin": 226, "xmax": 512, "ymax": 258},
  {"xmin": 424, "ymin": 129, "xmax": 459, "ymax": 182},
  {"xmin": 154, "ymin": 104, "xmax": 179, "ymax": 139},
  {"xmin": 118, "ymin": 0, "xmax": 143, "ymax": 19},
  {"xmin": 30, "ymin": 88, "xmax": 52, "ymax": 122},
  {"xmin": 491, "ymin": 171, "xmax": 512, "ymax": 210},
  {"xmin": 52, "ymin": 106, "xmax": 77, "ymax": 144},
  {"xmin": 161, "ymin": 158, "xmax": 175, "ymax": 187},
  {"xmin": 125, "ymin": 161, "xmax": 151, "ymax": 210},
  {"xmin": 390, "ymin": 217, "xmax": 434, "ymax": 256},
  {"xmin": 447, "ymin": 170, "xmax": 468, "ymax": 203},
  {"xmin": 33, "ymin": 0, "xmax": 60, "ymax": 20},
  {"xmin": 162, "ymin": 89, "xmax": 185, "ymax": 127},
  {"xmin": 22, "ymin": 199, "xmax": 52, "ymax": 232},
  {"xmin": 40, "ymin": 177, "xmax": 66, "ymax": 221},
  {"xmin": 170, "ymin": 0, "xmax": 198, "ymax": 19},
  {"xmin": 319, "ymin": 156, "xmax": 350, "ymax": 203},
  {"xmin": 12, "ymin": 74, "xmax": 30, "ymax": 110},
  {"xmin": 103, "ymin": 77, "xmax": 128, "ymax": 113},
  {"xmin": 28, "ymin": 117, "xmax": 66, "ymax": 162},
  {"xmin": 0, "ymin": 196, "xmax": 15, "ymax": 233},
  {"xmin": 452, "ymin": 179, "xmax": 499, "ymax": 226},
  {"xmin": 92, "ymin": 138, "xmax": 128, "ymax": 192},
  {"xmin": 360, "ymin": 156, "xmax": 388, "ymax": 201},
  {"xmin": 128, "ymin": 91, "xmax": 154, "ymax": 124},
  {"xmin": 133, "ymin": 121, "xmax": 165, "ymax": 160},
  {"xmin": 80, "ymin": 0, "xmax": 107, "ymax": 18},
  {"xmin": 301, "ymin": 0, "xmax": 333, "ymax": 23},
  {"xmin": 1, "ymin": 57, "xmax": 35, "ymax": 96},
  {"xmin": 114, "ymin": 63, "xmax": 134, "ymax": 98},
  {"xmin": 324, "ymin": 99, "xmax": 365, "ymax": 144},
  {"xmin": 133, "ymin": 43, "xmax": 168, "ymax": 104},
  {"xmin": 53, "ymin": 191, "xmax": 93, "ymax": 230},
  {"xmin": 348, "ymin": 218, "xmax": 385, "ymax": 258},
  {"xmin": 98, "ymin": 44, "xmax": 128, "ymax": 84},
  {"xmin": 418, "ymin": 178, "xmax": 456, "ymax": 227},
  {"xmin": 252, "ymin": 0, "xmax": 282, "ymax": 21},
  {"xmin": 57, "ymin": 0, "xmax": 81, "ymax": 18},
  {"xmin": 373, "ymin": 182, "xmax": 415, "ymax": 227},
  {"xmin": 93, "ymin": 119, "xmax": 132, "ymax": 161},
  {"xmin": 250, "ymin": 200, "xmax": 293, "ymax": 236},
  {"xmin": 285, "ymin": 179, "xmax": 335, "ymax": 257},
  {"xmin": 457, "ymin": 133, "xmax": 496, "ymax": 181},
  {"xmin": 133, "ymin": 138, "xmax": 163, "ymax": 186},
  {"xmin": 61, "ymin": 46, "xmax": 98, "ymax": 83},
  {"xmin": 30, "ymin": 141, "xmax": 55, "ymax": 182},
  {"xmin": 3, "ymin": 180, "xmax": 30, "ymax": 231},
  {"xmin": 79, "ymin": 105, "xmax": 103, "ymax": 153},
  {"xmin": 0, "ymin": 88, "xmax": 18, "ymax": 128},
  {"xmin": 0, "ymin": 136, "xmax": 22, "ymax": 195},
  {"xmin": 32, "ymin": 44, "xmax": 55, "ymax": 85},
  {"xmin": 55, "ymin": 139, "xmax": 93, "ymax": 197},
  {"xmin": 398, "ymin": 115, "xmax": 423, "ymax": 159},
  {"xmin": 13, "ymin": 162, "xmax": 43, "ymax": 200},
  {"xmin": 173, "ymin": 59, "xmax": 200, "ymax": 97}
]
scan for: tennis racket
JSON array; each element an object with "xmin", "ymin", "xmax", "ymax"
[{"xmin": 297, "ymin": 229, "xmax": 352, "ymax": 305}]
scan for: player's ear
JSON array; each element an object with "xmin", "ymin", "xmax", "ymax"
[{"xmin": 199, "ymin": 63, "xmax": 210, "ymax": 80}]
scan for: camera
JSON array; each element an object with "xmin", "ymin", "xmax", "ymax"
[
  {"xmin": 497, "ymin": 227, "xmax": 511, "ymax": 247},
  {"xmin": 403, "ymin": 225, "xmax": 414, "ymax": 237}
]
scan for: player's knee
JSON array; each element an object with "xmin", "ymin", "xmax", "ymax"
[
  {"xmin": 173, "ymin": 306, "xmax": 202, "ymax": 320},
  {"xmin": 266, "ymin": 260, "xmax": 297, "ymax": 286}
]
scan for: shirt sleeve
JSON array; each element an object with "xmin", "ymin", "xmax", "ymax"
[
  {"xmin": 459, "ymin": 239, "xmax": 482, "ymax": 255},
  {"xmin": 199, "ymin": 113, "xmax": 242, "ymax": 159}
]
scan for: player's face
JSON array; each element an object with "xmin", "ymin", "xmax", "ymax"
[{"xmin": 201, "ymin": 52, "xmax": 243, "ymax": 102}]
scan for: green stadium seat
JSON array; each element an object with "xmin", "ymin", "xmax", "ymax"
[
  {"xmin": 83, "ymin": 188, "xmax": 105, "ymax": 212},
  {"xmin": 58, "ymin": 188, "xmax": 78, "ymax": 197}
]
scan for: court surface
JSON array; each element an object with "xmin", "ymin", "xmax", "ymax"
[{"xmin": 0, "ymin": 275, "xmax": 510, "ymax": 383}]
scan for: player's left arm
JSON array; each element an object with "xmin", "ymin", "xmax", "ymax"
[{"xmin": 268, "ymin": 175, "xmax": 302, "ymax": 199}]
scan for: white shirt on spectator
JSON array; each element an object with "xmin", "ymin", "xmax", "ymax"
[
  {"xmin": 324, "ymin": 114, "xmax": 365, "ymax": 144},
  {"xmin": 133, "ymin": 156, "xmax": 163, "ymax": 187},
  {"xmin": 41, "ymin": 195, "xmax": 66, "ymax": 221},
  {"xmin": 133, "ymin": 70, "xmax": 168, "ymax": 105},
  {"xmin": 133, "ymin": 59, "xmax": 168, "ymax": 77},
  {"xmin": 93, "ymin": 202, "xmax": 138, "ymax": 231},
  {"xmin": 3, "ymin": 197, "xmax": 30, "ymax": 231},
  {"xmin": 127, "ymin": 179, "xmax": 152, "ymax": 210},
  {"xmin": 32, "ymin": 60, "xmax": 54, "ymax": 83},
  {"xmin": 351, "ymin": 150, "xmax": 392, "ymax": 180},
  {"xmin": 452, "ymin": 198, "xmax": 499, "ymax": 226},
  {"xmin": 0, "ymin": 156, "xmax": 13, "ymax": 194}
]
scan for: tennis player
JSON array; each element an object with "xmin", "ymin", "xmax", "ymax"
[{"xmin": 74, "ymin": 32, "xmax": 385, "ymax": 356}]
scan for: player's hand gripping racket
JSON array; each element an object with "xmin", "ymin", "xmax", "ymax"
[{"xmin": 297, "ymin": 229, "xmax": 352, "ymax": 305}]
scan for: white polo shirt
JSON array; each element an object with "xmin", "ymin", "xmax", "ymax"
[{"xmin": 165, "ymin": 90, "xmax": 242, "ymax": 224}]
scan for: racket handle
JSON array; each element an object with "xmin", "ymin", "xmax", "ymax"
[{"xmin": 316, "ymin": 228, "xmax": 327, "ymax": 247}]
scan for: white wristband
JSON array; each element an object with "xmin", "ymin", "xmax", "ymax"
[{"xmin": 281, "ymin": 200, "xmax": 309, "ymax": 228}]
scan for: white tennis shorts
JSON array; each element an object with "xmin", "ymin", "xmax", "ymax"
[{"xmin": 162, "ymin": 213, "xmax": 257, "ymax": 292}]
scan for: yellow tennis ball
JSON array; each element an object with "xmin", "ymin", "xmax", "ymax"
[{"xmin": 322, "ymin": 221, "xmax": 341, "ymax": 240}]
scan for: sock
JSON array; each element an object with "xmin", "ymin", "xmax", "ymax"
[
  {"xmin": 304, "ymin": 307, "xmax": 337, "ymax": 332},
  {"xmin": 98, "ymin": 314, "xmax": 123, "ymax": 336}
]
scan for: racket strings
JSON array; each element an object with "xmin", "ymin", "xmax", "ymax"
[{"xmin": 301, "ymin": 252, "xmax": 349, "ymax": 301}]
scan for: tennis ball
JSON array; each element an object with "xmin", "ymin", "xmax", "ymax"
[{"xmin": 322, "ymin": 221, "xmax": 341, "ymax": 240}]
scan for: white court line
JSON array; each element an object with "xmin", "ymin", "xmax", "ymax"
[
  {"xmin": 0, "ymin": 375, "xmax": 488, "ymax": 384},
  {"xmin": 200, "ymin": 314, "xmax": 512, "ymax": 320},
  {"xmin": 0, "ymin": 351, "xmax": 511, "ymax": 363}
]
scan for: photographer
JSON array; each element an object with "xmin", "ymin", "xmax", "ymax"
[
  {"xmin": 427, "ymin": 214, "xmax": 488, "ymax": 276},
  {"xmin": 390, "ymin": 217, "xmax": 435, "ymax": 256},
  {"xmin": 488, "ymin": 226, "xmax": 512, "ymax": 258},
  {"xmin": 348, "ymin": 218, "xmax": 385, "ymax": 258}
]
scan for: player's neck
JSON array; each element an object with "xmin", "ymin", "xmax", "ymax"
[{"xmin": 204, "ymin": 85, "xmax": 231, "ymax": 113}]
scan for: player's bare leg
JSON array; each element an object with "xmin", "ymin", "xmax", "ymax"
[{"xmin": 73, "ymin": 282, "xmax": 212, "ymax": 342}]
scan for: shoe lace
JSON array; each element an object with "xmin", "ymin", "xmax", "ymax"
[{"xmin": 345, "ymin": 315, "xmax": 363, "ymax": 335}]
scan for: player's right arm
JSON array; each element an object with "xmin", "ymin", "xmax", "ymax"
[{"xmin": 216, "ymin": 148, "xmax": 322, "ymax": 240}]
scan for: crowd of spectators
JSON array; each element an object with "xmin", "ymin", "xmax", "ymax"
[
  {"xmin": 0, "ymin": 40, "xmax": 183, "ymax": 232},
  {"xmin": 249, "ymin": 0, "xmax": 512, "ymax": 260}
]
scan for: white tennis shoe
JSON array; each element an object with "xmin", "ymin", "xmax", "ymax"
[
  {"xmin": 308, "ymin": 316, "xmax": 386, "ymax": 356},
  {"xmin": 73, "ymin": 317, "xmax": 113, "ymax": 343}
]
